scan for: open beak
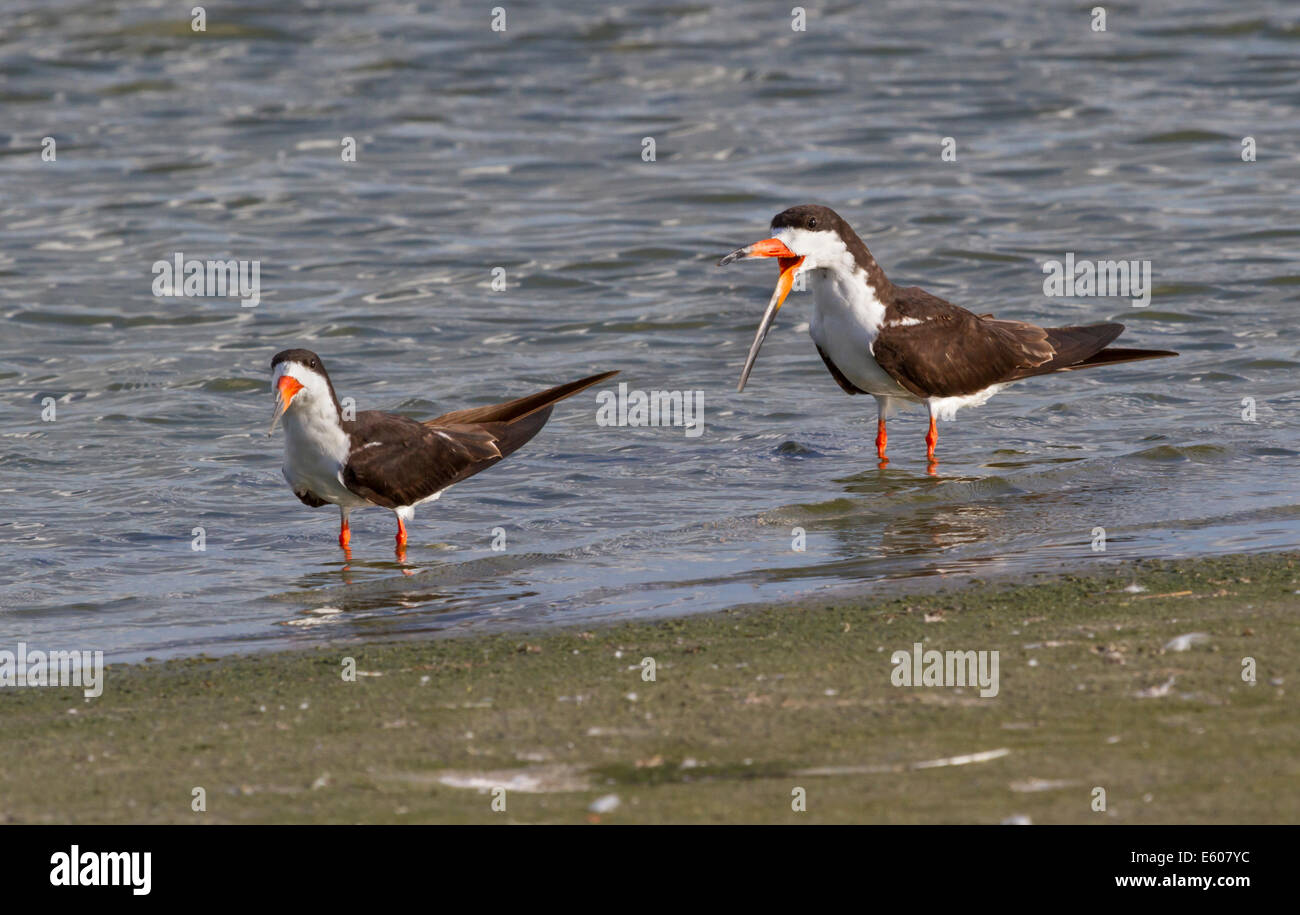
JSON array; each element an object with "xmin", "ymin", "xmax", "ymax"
[
  {"xmin": 268, "ymin": 375, "xmax": 304, "ymax": 436},
  {"xmin": 718, "ymin": 238, "xmax": 805, "ymax": 392}
]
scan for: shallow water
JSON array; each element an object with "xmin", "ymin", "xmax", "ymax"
[{"xmin": 2, "ymin": 1, "xmax": 1298, "ymax": 661}]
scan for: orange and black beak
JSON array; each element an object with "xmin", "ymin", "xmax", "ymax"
[
  {"xmin": 718, "ymin": 238, "xmax": 805, "ymax": 392},
  {"xmin": 268, "ymin": 374, "xmax": 304, "ymax": 436}
]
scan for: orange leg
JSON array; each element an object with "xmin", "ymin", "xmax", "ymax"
[
  {"xmin": 926, "ymin": 415, "xmax": 938, "ymax": 465},
  {"xmin": 394, "ymin": 517, "xmax": 409, "ymax": 562},
  {"xmin": 338, "ymin": 517, "xmax": 351, "ymax": 549},
  {"xmin": 876, "ymin": 418, "xmax": 888, "ymax": 463}
]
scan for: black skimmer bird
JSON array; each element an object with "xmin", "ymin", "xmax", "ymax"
[
  {"xmin": 719, "ymin": 205, "xmax": 1177, "ymax": 469},
  {"xmin": 268, "ymin": 348, "xmax": 616, "ymax": 554}
]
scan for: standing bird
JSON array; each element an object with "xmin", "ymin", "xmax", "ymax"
[
  {"xmin": 719, "ymin": 205, "xmax": 1176, "ymax": 469},
  {"xmin": 268, "ymin": 348, "xmax": 616, "ymax": 554}
]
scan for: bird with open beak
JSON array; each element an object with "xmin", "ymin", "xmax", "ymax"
[
  {"xmin": 718, "ymin": 237, "xmax": 804, "ymax": 394},
  {"xmin": 719, "ymin": 205, "xmax": 1176, "ymax": 469}
]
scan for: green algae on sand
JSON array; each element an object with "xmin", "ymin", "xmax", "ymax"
[{"xmin": 2, "ymin": 552, "xmax": 1297, "ymax": 824}]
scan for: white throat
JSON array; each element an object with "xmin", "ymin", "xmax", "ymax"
[
  {"xmin": 282, "ymin": 391, "xmax": 346, "ymax": 453},
  {"xmin": 807, "ymin": 262, "xmax": 888, "ymax": 338},
  {"xmin": 275, "ymin": 365, "xmax": 356, "ymax": 505},
  {"xmin": 777, "ymin": 229, "xmax": 907, "ymax": 400},
  {"xmin": 773, "ymin": 226, "xmax": 888, "ymax": 336}
]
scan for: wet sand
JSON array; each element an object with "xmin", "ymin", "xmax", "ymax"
[{"xmin": 3, "ymin": 552, "xmax": 1297, "ymax": 824}]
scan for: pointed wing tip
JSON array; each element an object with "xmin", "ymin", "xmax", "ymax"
[{"xmin": 570, "ymin": 368, "xmax": 619, "ymax": 390}]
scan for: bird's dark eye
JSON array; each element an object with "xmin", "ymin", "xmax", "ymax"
[
  {"xmin": 308, "ymin": 359, "xmax": 317, "ymax": 368},
  {"xmin": 807, "ymin": 216, "xmax": 818, "ymax": 229}
]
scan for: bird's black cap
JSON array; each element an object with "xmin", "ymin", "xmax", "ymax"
[
  {"xmin": 271, "ymin": 349, "xmax": 326, "ymax": 373},
  {"xmin": 769, "ymin": 204, "xmax": 846, "ymax": 234}
]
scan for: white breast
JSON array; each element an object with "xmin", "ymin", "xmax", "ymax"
[
  {"xmin": 807, "ymin": 267, "xmax": 916, "ymax": 401},
  {"xmin": 281, "ymin": 401, "xmax": 369, "ymax": 508}
]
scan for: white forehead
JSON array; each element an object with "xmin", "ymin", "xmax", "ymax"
[
  {"xmin": 272, "ymin": 360, "xmax": 329, "ymax": 395},
  {"xmin": 273, "ymin": 360, "xmax": 303, "ymax": 382},
  {"xmin": 772, "ymin": 226, "xmax": 851, "ymax": 264}
]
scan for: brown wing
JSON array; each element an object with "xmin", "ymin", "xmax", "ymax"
[
  {"xmin": 873, "ymin": 286, "xmax": 1055, "ymax": 397},
  {"xmin": 428, "ymin": 370, "xmax": 618, "ymax": 425},
  {"xmin": 341, "ymin": 371, "xmax": 618, "ymax": 509},
  {"xmin": 339, "ymin": 412, "xmax": 502, "ymax": 509},
  {"xmin": 1019, "ymin": 324, "xmax": 1124, "ymax": 375}
]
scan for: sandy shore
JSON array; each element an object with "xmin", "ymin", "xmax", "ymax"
[{"xmin": 4, "ymin": 552, "xmax": 1297, "ymax": 824}]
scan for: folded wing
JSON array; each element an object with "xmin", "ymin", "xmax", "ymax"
[
  {"xmin": 341, "ymin": 371, "xmax": 618, "ymax": 509},
  {"xmin": 874, "ymin": 286, "xmax": 1174, "ymax": 397}
]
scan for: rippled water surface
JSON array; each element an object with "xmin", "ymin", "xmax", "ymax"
[{"xmin": 3, "ymin": 1, "xmax": 1298, "ymax": 660}]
